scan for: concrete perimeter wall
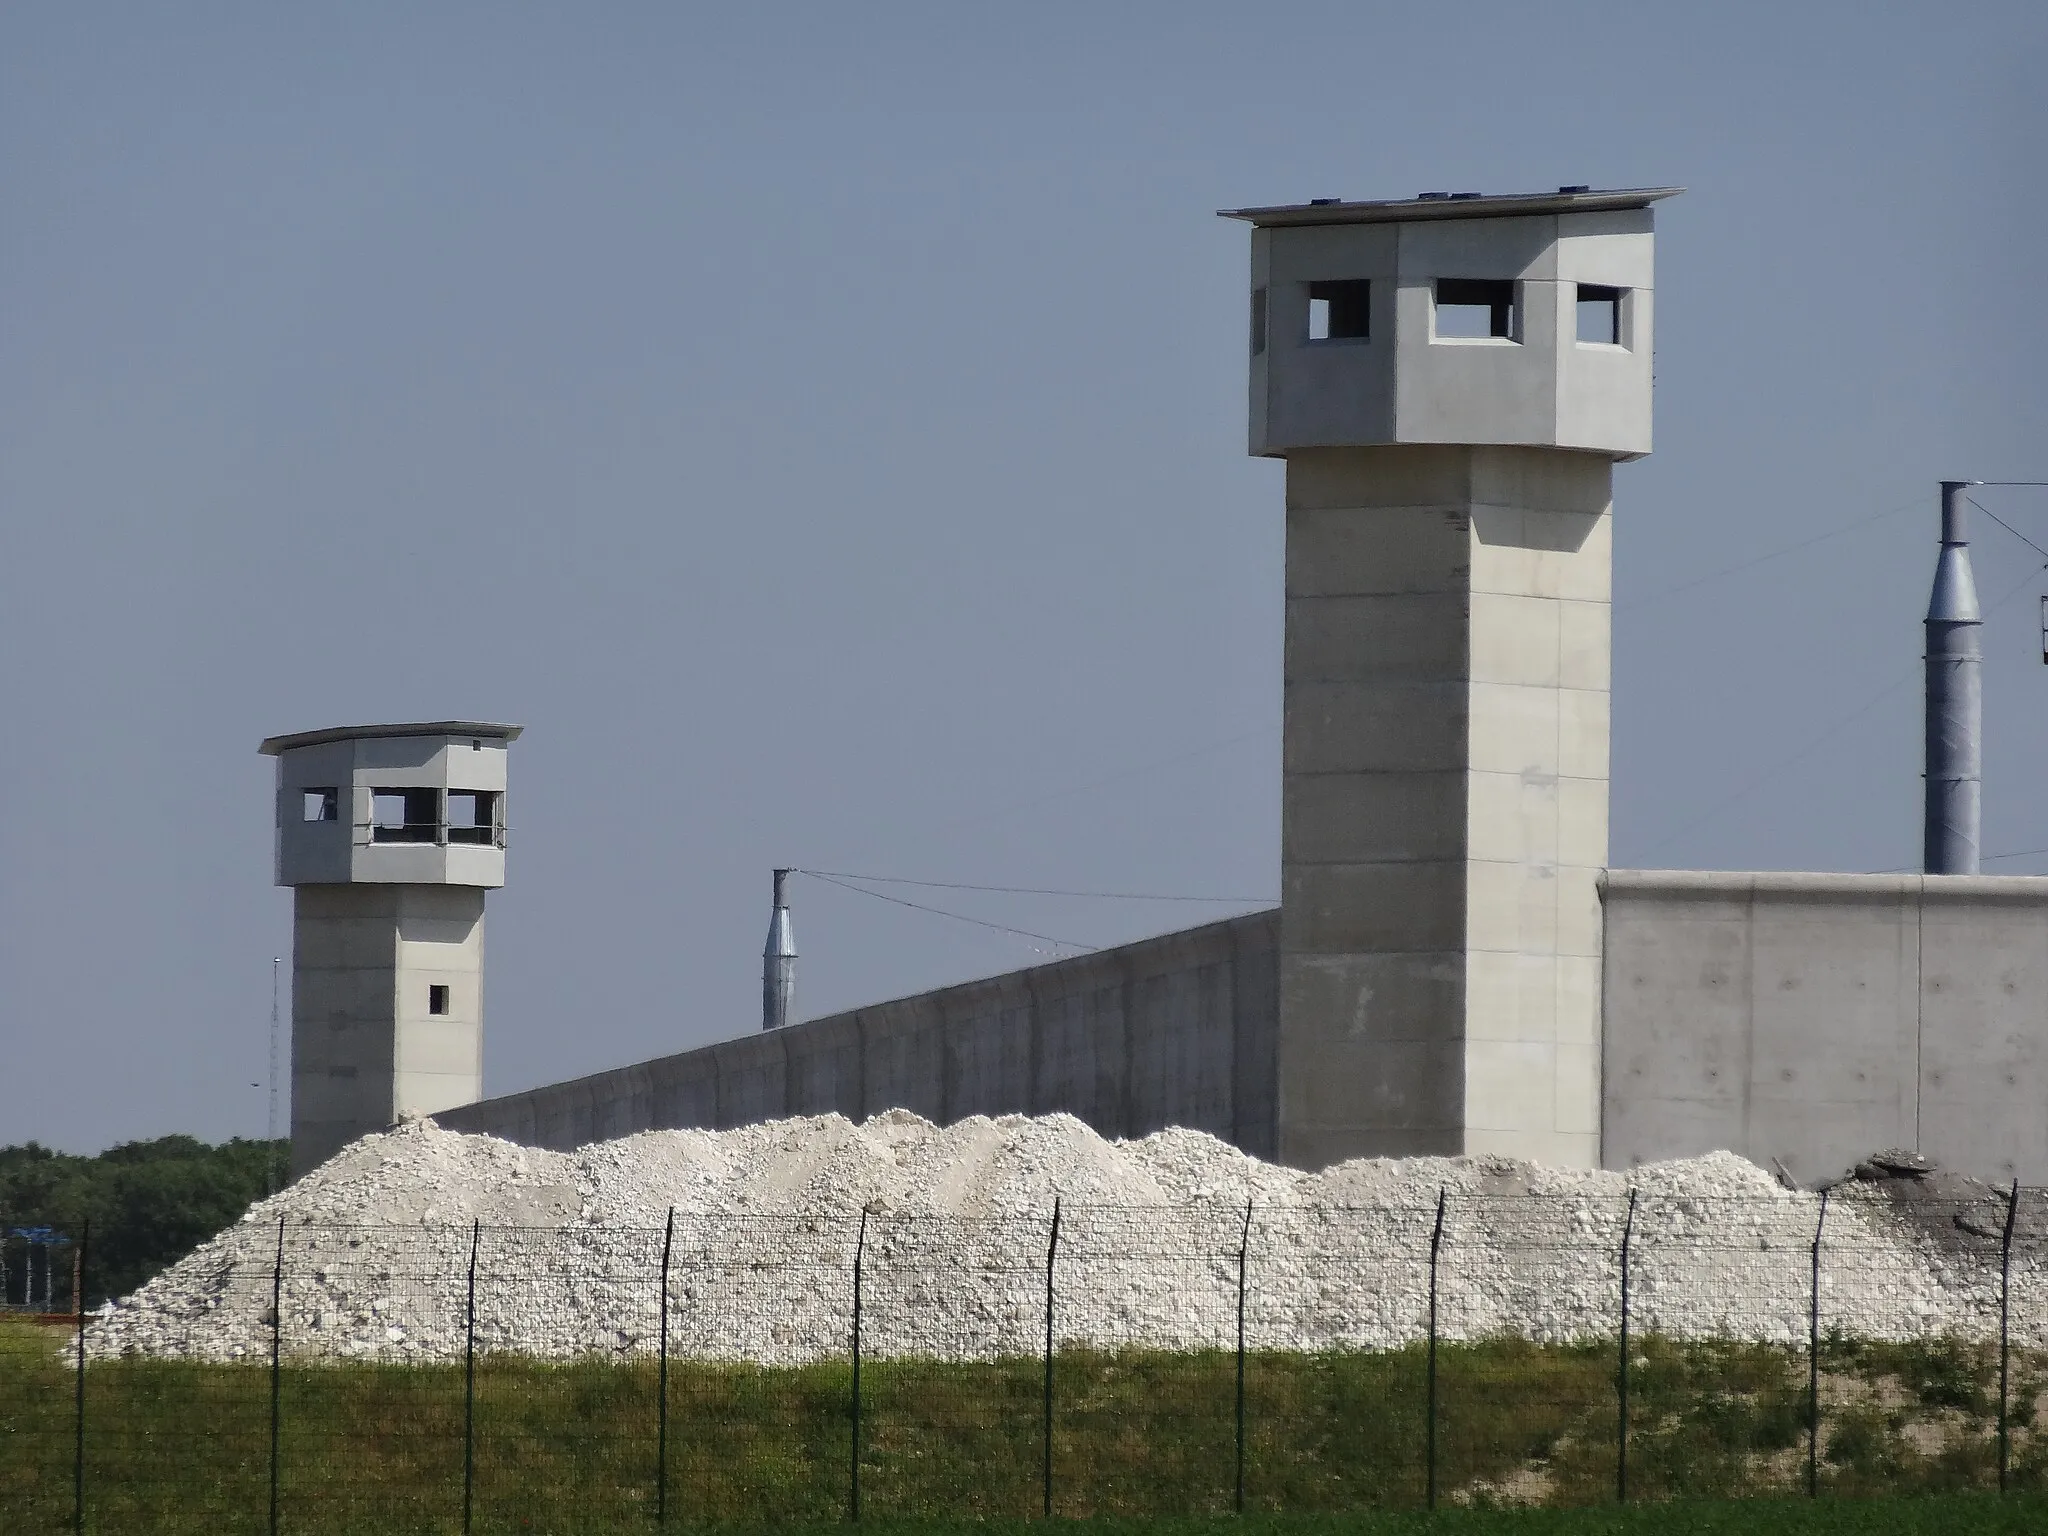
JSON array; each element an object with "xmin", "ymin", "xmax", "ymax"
[
  {"xmin": 1601, "ymin": 871, "xmax": 2048, "ymax": 1185},
  {"xmin": 440, "ymin": 911, "xmax": 1280, "ymax": 1158}
]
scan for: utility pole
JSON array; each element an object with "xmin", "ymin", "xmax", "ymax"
[
  {"xmin": 762, "ymin": 870, "xmax": 796, "ymax": 1031},
  {"xmin": 1925, "ymin": 481, "xmax": 1983, "ymax": 874}
]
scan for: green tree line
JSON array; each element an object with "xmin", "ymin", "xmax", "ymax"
[{"xmin": 1, "ymin": 1135, "xmax": 285, "ymax": 1306}]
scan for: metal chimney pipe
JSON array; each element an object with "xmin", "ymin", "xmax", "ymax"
[
  {"xmin": 1925, "ymin": 482, "xmax": 1982, "ymax": 874},
  {"xmin": 762, "ymin": 868, "xmax": 796, "ymax": 1030}
]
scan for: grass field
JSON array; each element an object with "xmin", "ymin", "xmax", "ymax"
[
  {"xmin": 773, "ymin": 1500, "xmax": 2048, "ymax": 1535},
  {"xmin": 3, "ymin": 1319, "xmax": 2044, "ymax": 1534}
]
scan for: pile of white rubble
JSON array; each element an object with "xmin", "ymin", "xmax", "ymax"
[{"xmin": 85, "ymin": 1112, "xmax": 2044, "ymax": 1364}]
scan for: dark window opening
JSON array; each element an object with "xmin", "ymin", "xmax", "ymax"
[
  {"xmin": 1434, "ymin": 278, "xmax": 1516, "ymax": 340},
  {"xmin": 447, "ymin": 789, "xmax": 500, "ymax": 847},
  {"xmin": 1306, "ymin": 280, "xmax": 1370, "ymax": 341},
  {"xmin": 429, "ymin": 984, "xmax": 449, "ymax": 1016},
  {"xmin": 1249, "ymin": 286, "xmax": 1267, "ymax": 355},
  {"xmin": 1576, "ymin": 283, "xmax": 1624, "ymax": 345},
  {"xmin": 302, "ymin": 788, "xmax": 339, "ymax": 823},
  {"xmin": 371, "ymin": 787, "xmax": 441, "ymax": 844}
]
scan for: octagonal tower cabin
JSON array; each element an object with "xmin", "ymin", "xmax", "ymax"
[
  {"xmin": 1221, "ymin": 185, "xmax": 1679, "ymax": 1168},
  {"xmin": 261, "ymin": 721, "xmax": 521, "ymax": 1175}
]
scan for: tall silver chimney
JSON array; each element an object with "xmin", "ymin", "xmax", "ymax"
[
  {"xmin": 762, "ymin": 868, "xmax": 796, "ymax": 1030},
  {"xmin": 1924, "ymin": 481, "xmax": 1982, "ymax": 875}
]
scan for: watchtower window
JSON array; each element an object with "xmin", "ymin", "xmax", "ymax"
[
  {"xmin": 447, "ymin": 789, "xmax": 500, "ymax": 847},
  {"xmin": 301, "ymin": 788, "xmax": 339, "ymax": 823},
  {"xmin": 1576, "ymin": 283, "xmax": 1624, "ymax": 345},
  {"xmin": 1249, "ymin": 286, "xmax": 1267, "ymax": 355},
  {"xmin": 1307, "ymin": 280, "xmax": 1370, "ymax": 341},
  {"xmin": 1434, "ymin": 279, "xmax": 1516, "ymax": 340},
  {"xmin": 429, "ymin": 984, "xmax": 449, "ymax": 1016},
  {"xmin": 371, "ymin": 787, "xmax": 441, "ymax": 844}
]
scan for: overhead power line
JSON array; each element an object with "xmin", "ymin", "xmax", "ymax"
[
  {"xmin": 799, "ymin": 870, "xmax": 1099, "ymax": 955},
  {"xmin": 796, "ymin": 869, "xmax": 1272, "ymax": 904},
  {"xmin": 1616, "ymin": 497, "xmax": 1920, "ymax": 612},
  {"xmin": 1967, "ymin": 497, "xmax": 2048, "ymax": 564},
  {"xmin": 1641, "ymin": 560, "xmax": 2046, "ymax": 858}
]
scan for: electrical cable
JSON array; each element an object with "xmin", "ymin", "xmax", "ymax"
[
  {"xmin": 1966, "ymin": 497, "xmax": 2048, "ymax": 564},
  {"xmin": 1616, "ymin": 497, "xmax": 1921, "ymax": 611},
  {"xmin": 796, "ymin": 869, "xmax": 1272, "ymax": 904},
  {"xmin": 1640, "ymin": 562, "xmax": 2046, "ymax": 858},
  {"xmin": 1637, "ymin": 676, "xmax": 1916, "ymax": 859},
  {"xmin": 800, "ymin": 870, "xmax": 1099, "ymax": 954}
]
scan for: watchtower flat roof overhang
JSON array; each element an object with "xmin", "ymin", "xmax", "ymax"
[
  {"xmin": 260, "ymin": 721, "xmax": 524, "ymax": 755},
  {"xmin": 1219, "ymin": 186, "xmax": 1683, "ymax": 228}
]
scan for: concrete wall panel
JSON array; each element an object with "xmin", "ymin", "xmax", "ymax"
[
  {"xmin": 1229, "ymin": 917, "xmax": 1280, "ymax": 1160},
  {"xmin": 1128, "ymin": 953, "xmax": 1233, "ymax": 1138},
  {"xmin": 443, "ymin": 914, "xmax": 1279, "ymax": 1160},
  {"xmin": 713, "ymin": 1034, "xmax": 788, "ymax": 1128},
  {"xmin": 945, "ymin": 978, "xmax": 1035, "ymax": 1121},
  {"xmin": 785, "ymin": 1015, "xmax": 865, "ymax": 1119},
  {"xmin": 650, "ymin": 1054, "xmax": 720, "ymax": 1131},
  {"xmin": 1602, "ymin": 872, "xmax": 2048, "ymax": 1184}
]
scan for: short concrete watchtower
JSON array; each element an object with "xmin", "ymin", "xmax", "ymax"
[
  {"xmin": 261, "ymin": 721, "xmax": 521, "ymax": 1174},
  {"xmin": 1222, "ymin": 186, "xmax": 1678, "ymax": 1169}
]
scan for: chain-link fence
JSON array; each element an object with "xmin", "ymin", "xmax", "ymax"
[{"xmin": 3, "ymin": 1189, "xmax": 2046, "ymax": 1533}]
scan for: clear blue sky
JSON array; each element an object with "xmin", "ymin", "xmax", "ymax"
[{"xmin": 4, "ymin": 2, "xmax": 2044, "ymax": 1154}]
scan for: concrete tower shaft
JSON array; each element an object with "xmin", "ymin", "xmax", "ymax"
[
  {"xmin": 261, "ymin": 721, "xmax": 521, "ymax": 1175},
  {"xmin": 1224, "ymin": 186, "xmax": 1677, "ymax": 1169}
]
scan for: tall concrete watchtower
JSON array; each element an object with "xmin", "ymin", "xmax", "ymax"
[
  {"xmin": 1222, "ymin": 186, "xmax": 1678, "ymax": 1169},
  {"xmin": 261, "ymin": 721, "xmax": 522, "ymax": 1174}
]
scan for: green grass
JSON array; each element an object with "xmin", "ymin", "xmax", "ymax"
[
  {"xmin": 793, "ymin": 1500, "xmax": 2048, "ymax": 1535},
  {"xmin": 3, "ymin": 1319, "xmax": 2044, "ymax": 1534}
]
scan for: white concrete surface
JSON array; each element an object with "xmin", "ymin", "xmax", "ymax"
[
  {"xmin": 1278, "ymin": 445, "xmax": 1613, "ymax": 1168},
  {"xmin": 1602, "ymin": 870, "xmax": 2048, "ymax": 1184},
  {"xmin": 290, "ymin": 883, "xmax": 487, "ymax": 1174}
]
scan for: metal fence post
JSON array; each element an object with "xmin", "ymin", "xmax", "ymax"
[
  {"xmin": 1042, "ymin": 1197, "xmax": 1060, "ymax": 1521},
  {"xmin": 1808, "ymin": 1190, "xmax": 1828, "ymax": 1499},
  {"xmin": 1999, "ymin": 1179, "xmax": 2019, "ymax": 1494},
  {"xmin": 850, "ymin": 1207, "xmax": 866, "ymax": 1524},
  {"xmin": 1617, "ymin": 1189, "xmax": 1637, "ymax": 1504},
  {"xmin": 1228, "ymin": 1204, "xmax": 1245, "ymax": 1515},
  {"xmin": 73, "ymin": 1219, "xmax": 88, "ymax": 1536},
  {"xmin": 464, "ymin": 1219, "xmax": 480, "ymax": 1536},
  {"xmin": 270, "ymin": 1216, "xmax": 285, "ymax": 1536},
  {"xmin": 1427, "ymin": 1187, "xmax": 1445, "ymax": 1513},
  {"xmin": 658, "ymin": 1207, "xmax": 674, "ymax": 1527}
]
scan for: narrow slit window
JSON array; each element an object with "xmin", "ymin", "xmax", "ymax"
[
  {"xmin": 447, "ymin": 789, "xmax": 500, "ymax": 847},
  {"xmin": 302, "ymin": 788, "xmax": 339, "ymax": 823},
  {"xmin": 1576, "ymin": 283, "xmax": 1624, "ymax": 345},
  {"xmin": 1434, "ymin": 278, "xmax": 1516, "ymax": 340},
  {"xmin": 1306, "ymin": 280, "xmax": 1370, "ymax": 341},
  {"xmin": 429, "ymin": 984, "xmax": 449, "ymax": 1016},
  {"xmin": 1249, "ymin": 286, "xmax": 1267, "ymax": 355},
  {"xmin": 371, "ymin": 787, "xmax": 441, "ymax": 844}
]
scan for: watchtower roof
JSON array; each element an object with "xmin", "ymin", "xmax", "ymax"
[
  {"xmin": 1219, "ymin": 186, "xmax": 1683, "ymax": 229},
  {"xmin": 259, "ymin": 721, "xmax": 524, "ymax": 756}
]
